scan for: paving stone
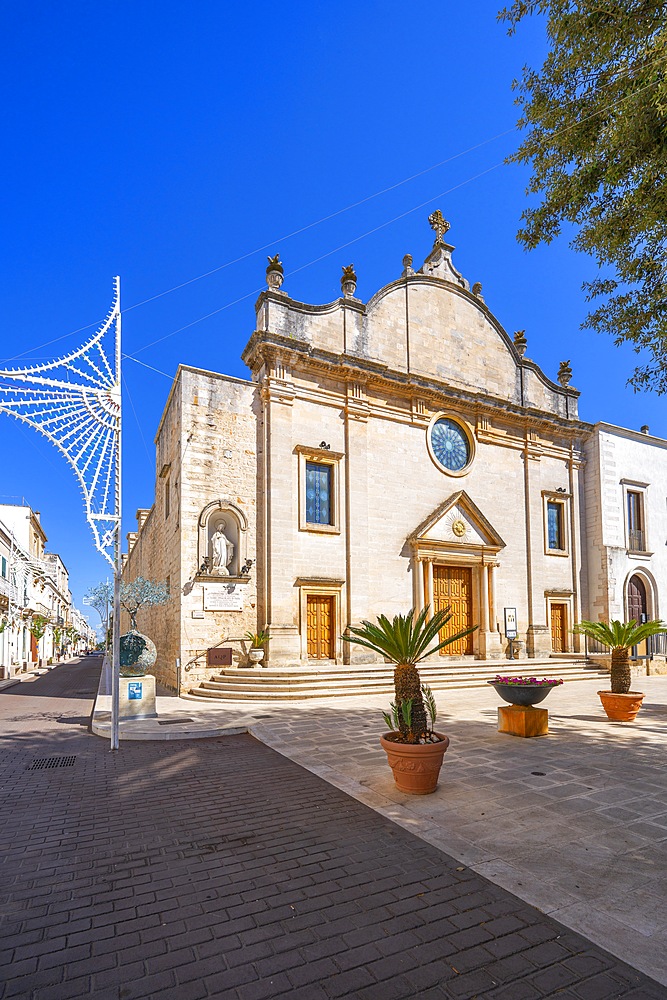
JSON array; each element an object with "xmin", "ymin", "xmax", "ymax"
[{"xmin": 234, "ymin": 973, "xmax": 293, "ymax": 999}]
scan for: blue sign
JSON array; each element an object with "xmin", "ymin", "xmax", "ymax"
[{"xmin": 128, "ymin": 682, "xmax": 143, "ymax": 700}]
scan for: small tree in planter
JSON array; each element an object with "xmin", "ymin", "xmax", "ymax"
[
  {"xmin": 573, "ymin": 618, "xmax": 666, "ymax": 721},
  {"xmin": 119, "ymin": 577, "xmax": 169, "ymax": 677},
  {"xmin": 244, "ymin": 630, "xmax": 269, "ymax": 666},
  {"xmin": 66, "ymin": 628, "xmax": 81, "ymax": 655},
  {"xmin": 27, "ymin": 614, "xmax": 50, "ymax": 661},
  {"xmin": 84, "ymin": 581, "xmax": 113, "ymax": 650},
  {"xmin": 52, "ymin": 626, "xmax": 63, "ymax": 660},
  {"xmin": 342, "ymin": 606, "xmax": 477, "ymax": 793}
]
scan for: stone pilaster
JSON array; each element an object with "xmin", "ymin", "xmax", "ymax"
[
  {"xmin": 262, "ymin": 371, "xmax": 301, "ymax": 665},
  {"xmin": 344, "ymin": 384, "xmax": 372, "ymax": 663}
]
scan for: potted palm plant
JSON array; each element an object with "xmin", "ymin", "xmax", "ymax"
[
  {"xmin": 244, "ymin": 630, "xmax": 269, "ymax": 666},
  {"xmin": 573, "ymin": 618, "xmax": 666, "ymax": 721},
  {"xmin": 342, "ymin": 606, "xmax": 477, "ymax": 794}
]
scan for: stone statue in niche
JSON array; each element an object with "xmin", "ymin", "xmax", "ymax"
[{"xmin": 210, "ymin": 520, "xmax": 235, "ymax": 575}]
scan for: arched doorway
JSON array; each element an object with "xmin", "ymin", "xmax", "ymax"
[{"xmin": 627, "ymin": 575, "xmax": 648, "ymax": 623}]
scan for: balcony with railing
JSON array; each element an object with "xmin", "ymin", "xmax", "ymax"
[
  {"xmin": 0, "ymin": 575, "xmax": 19, "ymax": 605},
  {"xmin": 584, "ymin": 632, "xmax": 667, "ymax": 659},
  {"xmin": 628, "ymin": 528, "xmax": 646, "ymax": 552}
]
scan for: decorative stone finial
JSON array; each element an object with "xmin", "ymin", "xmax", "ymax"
[
  {"xmin": 402, "ymin": 254, "xmax": 414, "ymax": 277},
  {"xmin": 513, "ymin": 330, "xmax": 528, "ymax": 357},
  {"xmin": 340, "ymin": 264, "xmax": 357, "ymax": 297},
  {"xmin": 472, "ymin": 281, "xmax": 484, "ymax": 302},
  {"xmin": 266, "ymin": 254, "xmax": 284, "ymax": 291},
  {"xmin": 557, "ymin": 360, "xmax": 573, "ymax": 386},
  {"xmin": 428, "ymin": 209, "xmax": 450, "ymax": 244}
]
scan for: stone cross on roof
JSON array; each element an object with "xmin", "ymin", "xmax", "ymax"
[{"xmin": 428, "ymin": 210, "xmax": 450, "ymax": 244}]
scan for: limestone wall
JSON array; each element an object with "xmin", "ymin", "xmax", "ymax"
[
  {"xmin": 123, "ymin": 366, "xmax": 259, "ymax": 691},
  {"xmin": 177, "ymin": 368, "xmax": 259, "ymax": 689},
  {"xmin": 254, "ymin": 341, "xmax": 585, "ymax": 664},
  {"xmin": 121, "ymin": 375, "xmax": 183, "ymax": 689}
]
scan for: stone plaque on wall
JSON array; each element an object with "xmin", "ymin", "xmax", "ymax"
[{"xmin": 203, "ymin": 583, "xmax": 243, "ymax": 612}]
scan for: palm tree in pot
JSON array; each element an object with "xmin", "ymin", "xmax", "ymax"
[
  {"xmin": 343, "ymin": 606, "xmax": 477, "ymax": 793},
  {"xmin": 573, "ymin": 618, "xmax": 666, "ymax": 721}
]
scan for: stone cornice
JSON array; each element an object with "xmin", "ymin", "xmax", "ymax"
[
  {"xmin": 244, "ymin": 330, "xmax": 592, "ymax": 442},
  {"xmin": 293, "ymin": 444, "xmax": 344, "ymax": 461}
]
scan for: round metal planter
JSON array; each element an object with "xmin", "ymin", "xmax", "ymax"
[{"xmin": 488, "ymin": 681, "xmax": 555, "ymax": 707}]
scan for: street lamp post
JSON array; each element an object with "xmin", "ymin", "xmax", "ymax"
[{"xmin": 0, "ymin": 279, "xmax": 123, "ymax": 749}]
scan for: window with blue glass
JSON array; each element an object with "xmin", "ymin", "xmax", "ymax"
[
  {"xmin": 547, "ymin": 501, "xmax": 564, "ymax": 550},
  {"xmin": 306, "ymin": 462, "xmax": 333, "ymax": 525}
]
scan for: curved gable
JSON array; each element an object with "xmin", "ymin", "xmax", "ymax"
[
  {"xmin": 362, "ymin": 276, "xmax": 522, "ymax": 402},
  {"xmin": 248, "ymin": 213, "xmax": 579, "ymax": 420}
]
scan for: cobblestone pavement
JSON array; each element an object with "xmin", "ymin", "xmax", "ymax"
[
  {"xmin": 249, "ymin": 676, "xmax": 667, "ymax": 987},
  {"xmin": 1, "ymin": 660, "xmax": 666, "ymax": 999}
]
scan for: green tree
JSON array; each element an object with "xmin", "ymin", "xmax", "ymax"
[
  {"xmin": 500, "ymin": 1, "xmax": 667, "ymax": 391},
  {"xmin": 84, "ymin": 581, "xmax": 113, "ymax": 647},
  {"xmin": 52, "ymin": 626, "xmax": 63, "ymax": 658},
  {"xmin": 28, "ymin": 614, "xmax": 49, "ymax": 650}
]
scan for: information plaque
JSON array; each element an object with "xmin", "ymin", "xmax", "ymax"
[
  {"xmin": 203, "ymin": 583, "xmax": 243, "ymax": 612},
  {"xmin": 504, "ymin": 607, "xmax": 518, "ymax": 640}
]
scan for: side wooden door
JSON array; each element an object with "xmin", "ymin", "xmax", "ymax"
[
  {"xmin": 627, "ymin": 576, "xmax": 648, "ymax": 655},
  {"xmin": 432, "ymin": 566, "xmax": 474, "ymax": 655},
  {"xmin": 550, "ymin": 603, "xmax": 567, "ymax": 653},
  {"xmin": 306, "ymin": 595, "xmax": 334, "ymax": 659}
]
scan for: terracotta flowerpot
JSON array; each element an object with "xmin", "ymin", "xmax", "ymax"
[
  {"xmin": 598, "ymin": 690, "xmax": 645, "ymax": 722},
  {"xmin": 380, "ymin": 732, "xmax": 450, "ymax": 795}
]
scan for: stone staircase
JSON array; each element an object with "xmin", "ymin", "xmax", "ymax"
[{"xmin": 184, "ymin": 656, "xmax": 609, "ymax": 702}]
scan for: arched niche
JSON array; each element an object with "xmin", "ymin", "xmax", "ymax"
[{"xmin": 197, "ymin": 500, "xmax": 248, "ymax": 580}]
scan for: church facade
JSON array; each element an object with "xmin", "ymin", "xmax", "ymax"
[{"xmin": 123, "ymin": 214, "xmax": 667, "ymax": 690}]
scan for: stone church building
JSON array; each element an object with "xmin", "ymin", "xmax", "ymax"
[{"xmin": 123, "ymin": 213, "xmax": 667, "ymax": 691}]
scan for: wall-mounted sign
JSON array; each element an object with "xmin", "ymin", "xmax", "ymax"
[
  {"xmin": 203, "ymin": 583, "xmax": 243, "ymax": 612},
  {"xmin": 128, "ymin": 681, "xmax": 143, "ymax": 700},
  {"xmin": 504, "ymin": 608, "xmax": 517, "ymax": 640},
  {"xmin": 207, "ymin": 647, "xmax": 233, "ymax": 667}
]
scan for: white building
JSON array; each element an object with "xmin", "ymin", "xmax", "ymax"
[
  {"xmin": 584, "ymin": 423, "xmax": 667, "ymax": 654},
  {"xmin": 0, "ymin": 502, "xmax": 91, "ymax": 674}
]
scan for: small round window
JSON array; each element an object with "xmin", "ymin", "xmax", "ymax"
[{"xmin": 428, "ymin": 416, "xmax": 474, "ymax": 476}]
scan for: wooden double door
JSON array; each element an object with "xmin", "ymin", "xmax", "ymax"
[
  {"xmin": 432, "ymin": 565, "xmax": 474, "ymax": 655},
  {"xmin": 306, "ymin": 594, "xmax": 335, "ymax": 659}
]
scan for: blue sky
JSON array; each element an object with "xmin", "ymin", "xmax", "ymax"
[{"xmin": 0, "ymin": 2, "xmax": 662, "ymax": 616}]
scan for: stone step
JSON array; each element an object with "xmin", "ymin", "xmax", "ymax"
[
  {"xmin": 198, "ymin": 667, "xmax": 599, "ymax": 692},
  {"xmin": 185, "ymin": 662, "xmax": 608, "ymax": 701},
  {"xmin": 204, "ymin": 659, "xmax": 588, "ymax": 683}
]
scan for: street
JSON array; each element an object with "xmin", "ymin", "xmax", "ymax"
[{"xmin": 0, "ymin": 658, "xmax": 665, "ymax": 999}]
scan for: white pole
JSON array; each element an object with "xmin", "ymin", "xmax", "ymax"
[{"xmin": 111, "ymin": 276, "xmax": 122, "ymax": 751}]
